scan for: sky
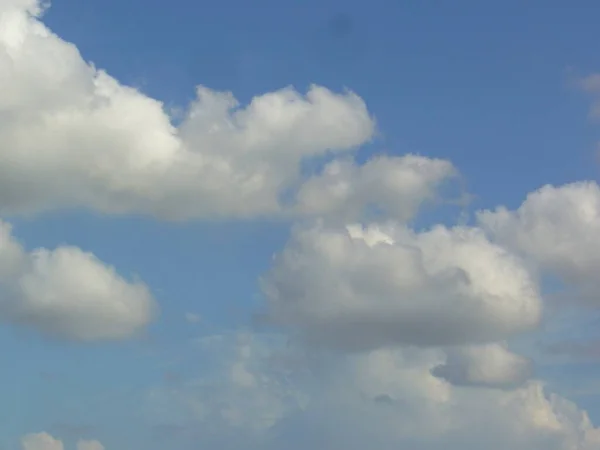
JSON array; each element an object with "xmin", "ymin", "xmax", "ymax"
[{"xmin": 2, "ymin": 0, "xmax": 600, "ymax": 448}]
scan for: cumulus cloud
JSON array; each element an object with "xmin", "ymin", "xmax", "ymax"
[
  {"xmin": 0, "ymin": 0, "xmax": 45, "ymax": 16},
  {"xmin": 431, "ymin": 342, "xmax": 533, "ymax": 389},
  {"xmin": 262, "ymin": 221, "xmax": 541, "ymax": 350},
  {"xmin": 0, "ymin": 1, "xmax": 378, "ymax": 220},
  {"xmin": 147, "ymin": 332, "xmax": 600, "ymax": 450},
  {"xmin": 294, "ymin": 154, "xmax": 458, "ymax": 222},
  {"xmin": 323, "ymin": 347, "xmax": 600, "ymax": 450},
  {"xmin": 478, "ymin": 182, "xmax": 600, "ymax": 303},
  {"xmin": 0, "ymin": 220, "xmax": 155, "ymax": 340}
]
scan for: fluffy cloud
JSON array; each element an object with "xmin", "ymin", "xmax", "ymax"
[
  {"xmin": 323, "ymin": 348, "xmax": 600, "ymax": 450},
  {"xmin": 20, "ymin": 433, "xmax": 104, "ymax": 450},
  {"xmin": 0, "ymin": 1, "xmax": 377, "ymax": 220},
  {"xmin": 0, "ymin": 220, "xmax": 155, "ymax": 340},
  {"xmin": 0, "ymin": 0, "xmax": 44, "ymax": 15},
  {"xmin": 262, "ymin": 221, "xmax": 541, "ymax": 350},
  {"xmin": 478, "ymin": 182, "xmax": 600, "ymax": 302},
  {"xmin": 294, "ymin": 154, "xmax": 458, "ymax": 222},
  {"xmin": 148, "ymin": 332, "xmax": 600, "ymax": 450},
  {"xmin": 432, "ymin": 342, "xmax": 533, "ymax": 389}
]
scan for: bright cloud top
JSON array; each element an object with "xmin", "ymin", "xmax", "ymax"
[
  {"xmin": 478, "ymin": 182, "xmax": 600, "ymax": 303},
  {"xmin": 0, "ymin": 1, "xmax": 378, "ymax": 219},
  {"xmin": 431, "ymin": 342, "xmax": 533, "ymax": 389},
  {"xmin": 263, "ymin": 221, "xmax": 542, "ymax": 350},
  {"xmin": 294, "ymin": 154, "xmax": 458, "ymax": 222},
  {"xmin": 0, "ymin": 220, "xmax": 155, "ymax": 340}
]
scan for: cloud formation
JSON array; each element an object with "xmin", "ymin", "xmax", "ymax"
[
  {"xmin": 0, "ymin": 220, "xmax": 155, "ymax": 340},
  {"xmin": 0, "ymin": 1, "xmax": 378, "ymax": 220},
  {"xmin": 148, "ymin": 332, "xmax": 600, "ymax": 450},
  {"xmin": 263, "ymin": 222, "xmax": 541, "ymax": 350},
  {"xmin": 294, "ymin": 154, "xmax": 458, "ymax": 222},
  {"xmin": 432, "ymin": 342, "xmax": 533, "ymax": 389},
  {"xmin": 478, "ymin": 182, "xmax": 600, "ymax": 303},
  {"xmin": 21, "ymin": 433, "xmax": 63, "ymax": 450}
]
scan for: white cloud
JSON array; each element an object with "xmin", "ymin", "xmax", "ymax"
[
  {"xmin": 0, "ymin": 0, "xmax": 45, "ymax": 16},
  {"xmin": 432, "ymin": 342, "xmax": 533, "ymax": 388},
  {"xmin": 262, "ymin": 221, "xmax": 541, "ymax": 350},
  {"xmin": 294, "ymin": 154, "xmax": 458, "ymax": 222},
  {"xmin": 316, "ymin": 348, "xmax": 600, "ymax": 450},
  {"xmin": 0, "ymin": 220, "xmax": 155, "ymax": 340},
  {"xmin": 20, "ymin": 433, "xmax": 63, "ymax": 450},
  {"xmin": 0, "ymin": 1, "xmax": 375, "ymax": 220},
  {"xmin": 147, "ymin": 332, "xmax": 600, "ymax": 450},
  {"xmin": 478, "ymin": 182, "xmax": 600, "ymax": 303}
]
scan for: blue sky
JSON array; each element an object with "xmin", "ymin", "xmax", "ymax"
[
  {"xmin": 41, "ymin": 0, "xmax": 600, "ymax": 204},
  {"xmin": 2, "ymin": 1, "xmax": 600, "ymax": 449}
]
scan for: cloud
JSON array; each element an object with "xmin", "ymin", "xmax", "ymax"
[
  {"xmin": 431, "ymin": 342, "xmax": 533, "ymax": 389},
  {"xmin": 21, "ymin": 433, "xmax": 63, "ymax": 450},
  {"xmin": 147, "ymin": 332, "xmax": 303, "ymax": 440},
  {"xmin": 0, "ymin": 1, "xmax": 375, "ymax": 220},
  {"xmin": 147, "ymin": 332, "xmax": 600, "ymax": 450},
  {"xmin": 294, "ymin": 154, "xmax": 458, "ymax": 222},
  {"xmin": 262, "ymin": 221, "xmax": 541, "ymax": 351},
  {"xmin": 0, "ymin": 0, "xmax": 46, "ymax": 16},
  {"xmin": 312, "ymin": 347, "xmax": 600, "ymax": 450},
  {"xmin": 20, "ymin": 433, "xmax": 104, "ymax": 450},
  {"xmin": 477, "ymin": 182, "xmax": 600, "ymax": 302},
  {"xmin": 0, "ymin": 220, "xmax": 155, "ymax": 340}
]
